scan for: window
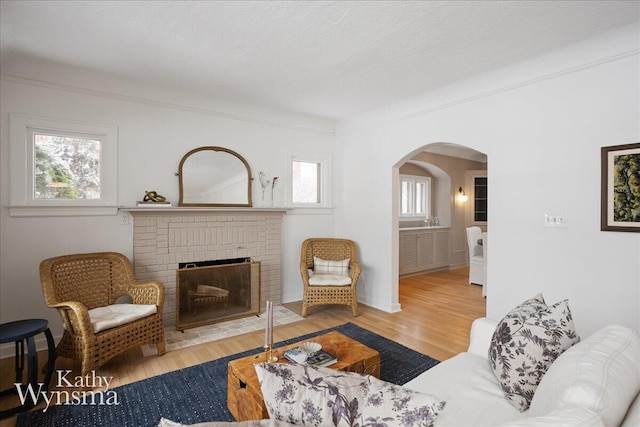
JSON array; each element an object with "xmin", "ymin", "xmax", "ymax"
[
  {"xmin": 32, "ymin": 131, "xmax": 102, "ymax": 200},
  {"xmin": 292, "ymin": 160, "xmax": 321, "ymax": 204},
  {"xmin": 9, "ymin": 114, "xmax": 118, "ymax": 216},
  {"xmin": 400, "ymin": 175, "xmax": 431, "ymax": 217},
  {"xmin": 474, "ymin": 176, "xmax": 488, "ymax": 222},
  {"xmin": 288, "ymin": 151, "xmax": 331, "ymax": 208}
]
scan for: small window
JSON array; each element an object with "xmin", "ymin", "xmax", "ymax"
[
  {"xmin": 399, "ymin": 174, "xmax": 431, "ymax": 218},
  {"xmin": 9, "ymin": 114, "xmax": 118, "ymax": 216},
  {"xmin": 474, "ymin": 177, "xmax": 488, "ymax": 222},
  {"xmin": 292, "ymin": 160, "xmax": 321, "ymax": 204},
  {"xmin": 288, "ymin": 151, "xmax": 331, "ymax": 208},
  {"xmin": 32, "ymin": 130, "xmax": 102, "ymax": 200}
]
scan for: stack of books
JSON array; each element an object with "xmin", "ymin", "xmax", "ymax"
[{"xmin": 283, "ymin": 346, "xmax": 337, "ymax": 367}]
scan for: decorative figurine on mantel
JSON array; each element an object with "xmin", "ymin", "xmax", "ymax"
[{"xmin": 137, "ymin": 190, "xmax": 172, "ymax": 207}]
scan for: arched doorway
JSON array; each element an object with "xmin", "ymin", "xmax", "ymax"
[{"xmin": 393, "ymin": 142, "xmax": 488, "ymax": 294}]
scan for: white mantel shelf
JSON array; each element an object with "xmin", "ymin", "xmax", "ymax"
[{"xmin": 120, "ymin": 206, "xmax": 289, "ymax": 214}]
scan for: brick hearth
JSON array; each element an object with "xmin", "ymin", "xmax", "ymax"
[{"xmin": 126, "ymin": 208, "xmax": 285, "ymax": 328}]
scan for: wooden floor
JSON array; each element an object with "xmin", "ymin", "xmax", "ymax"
[{"xmin": 0, "ymin": 267, "xmax": 484, "ymax": 426}]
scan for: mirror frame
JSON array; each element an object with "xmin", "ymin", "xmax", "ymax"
[{"xmin": 178, "ymin": 146, "xmax": 253, "ymax": 207}]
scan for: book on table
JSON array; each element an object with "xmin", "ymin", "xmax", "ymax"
[{"xmin": 283, "ymin": 347, "xmax": 337, "ymax": 367}]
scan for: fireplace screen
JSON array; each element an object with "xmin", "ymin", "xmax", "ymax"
[{"xmin": 176, "ymin": 259, "xmax": 260, "ymax": 331}]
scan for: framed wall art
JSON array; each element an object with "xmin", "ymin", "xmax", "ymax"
[{"xmin": 601, "ymin": 142, "xmax": 640, "ymax": 232}]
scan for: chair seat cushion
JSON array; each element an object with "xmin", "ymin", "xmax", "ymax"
[
  {"xmin": 308, "ymin": 273, "xmax": 352, "ymax": 286},
  {"xmin": 470, "ymin": 254, "xmax": 484, "ymax": 263},
  {"xmin": 88, "ymin": 304, "xmax": 157, "ymax": 333}
]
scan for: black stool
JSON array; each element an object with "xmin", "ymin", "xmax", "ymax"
[{"xmin": 0, "ymin": 319, "xmax": 56, "ymax": 419}]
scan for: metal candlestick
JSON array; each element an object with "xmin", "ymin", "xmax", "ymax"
[{"xmin": 264, "ymin": 344, "xmax": 278, "ymax": 363}]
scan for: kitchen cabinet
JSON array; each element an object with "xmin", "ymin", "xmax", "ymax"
[{"xmin": 399, "ymin": 227, "xmax": 450, "ymax": 275}]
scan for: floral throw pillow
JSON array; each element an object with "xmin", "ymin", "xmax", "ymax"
[
  {"xmin": 363, "ymin": 375, "xmax": 445, "ymax": 427},
  {"xmin": 255, "ymin": 363, "xmax": 445, "ymax": 427},
  {"xmin": 489, "ymin": 296, "xmax": 580, "ymax": 412}
]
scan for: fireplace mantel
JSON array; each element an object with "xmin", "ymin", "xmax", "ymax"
[{"xmin": 121, "ymin": 207, "xmax": 289, "ymax": 214}]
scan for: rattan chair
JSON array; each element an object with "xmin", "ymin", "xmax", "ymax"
[
  {"xmin": 39, "ymin": 252, "xmax": 166, "ymax": 375},
  {"xmin": 300, "ymin": 238, "xmax": 361, "ymax": 317}
]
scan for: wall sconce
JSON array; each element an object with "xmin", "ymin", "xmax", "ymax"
[{"xmin": 458, "ymin": 187, "xmax": 468, "ymax": 202}]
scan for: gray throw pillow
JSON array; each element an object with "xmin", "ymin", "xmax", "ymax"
[{"xmin": 489, "ymin": 295, "xmax": 580, "ymax": 412}]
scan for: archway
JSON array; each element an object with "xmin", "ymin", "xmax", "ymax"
[{"xmin": 393, "ymin": 142, "xmax": 488, "ymax": 299}]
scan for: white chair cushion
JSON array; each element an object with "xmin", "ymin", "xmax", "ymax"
[
  {"xmin": 528, "ymin": 324, "xmax": 640, "ymax": 427},
  {"xmin": 88, "ymin": 304, "xmax": 157, "ymax": 333},
  {"xmin": 308, "ymin": 274, "xmax": 352, "ymax": 286},
  {"xmin": 470, "ymin": 254, "xmax": 484, "ymax": 263}
]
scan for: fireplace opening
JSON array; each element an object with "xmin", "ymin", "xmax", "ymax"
[{"xmin": 176, "ymin": 258, "xmax": 260, "ymax": 331}]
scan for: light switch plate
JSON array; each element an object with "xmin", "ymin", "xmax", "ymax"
[{"xmin": 544, "ymin": 213, "xmax": 566, "ymax": 228}]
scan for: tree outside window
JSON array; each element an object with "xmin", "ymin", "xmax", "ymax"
[{"xmin": 33, "ymin": 132, "xmax": 101, "ymax": 200}]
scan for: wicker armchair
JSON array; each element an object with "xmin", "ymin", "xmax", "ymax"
[
  {"xmin": 39, "ymin": 252, "xmax": 166, "ymax": 375},
  {"xmin": 300, "ymin": 238, "xmax": 361, "ymax": 317}
]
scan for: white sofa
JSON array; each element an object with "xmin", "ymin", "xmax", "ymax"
[
  {"xmin": 160, "ymin": 317, "xmax": 640, "ymax": 427},
  {"xmin": 405, "ymin": 317, "xmax": 640, "ymax": 427}
]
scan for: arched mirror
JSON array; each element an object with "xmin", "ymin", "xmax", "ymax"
[{"xmin": 178, "ymin": 147, "xmax": 252, "ymax": 207}]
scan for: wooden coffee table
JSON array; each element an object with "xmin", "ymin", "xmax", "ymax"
[{"xmin": 227, "ymin": 330, "xmax": 381, "ymax": 421}]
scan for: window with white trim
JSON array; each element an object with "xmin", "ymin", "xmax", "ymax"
[
  {"xmin": 9, "ymin": 114, "xmax": 118, "ymax": 216},
  {"xmin": 288, "ymin": 151, "xmax": 331, "ymax": 208},
  {"xmin": 400, "ymin": 174, "xmax": 431, "ymax": 217}
]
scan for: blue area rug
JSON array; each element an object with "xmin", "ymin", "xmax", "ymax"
[{"xmin": 17, "ymin": 322, "xmax": 439, "ymax": 427}]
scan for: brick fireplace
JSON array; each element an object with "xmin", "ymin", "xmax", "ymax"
[{"xmin": 126, "ymin": 208, "xmax": 285, "ymax": 328}]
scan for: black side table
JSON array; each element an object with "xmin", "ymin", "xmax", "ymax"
[{"xmin": 0, "ymin": 319, "xmax": 56, "ymax": 419}]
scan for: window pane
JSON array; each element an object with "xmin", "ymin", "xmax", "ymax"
[
  {"xmin": 401, "ymin": 180, "xmax": 412, "ymax": 214},
  {"xmin": 415, "ymin": 181, "xmax": 425, "ymax": 215},
  {"xmin": 292, "ymin": 160, "xmax": 320, "ymax": 204},
  {"xmin": 34, "ymin": 133, "xmax": 101, "ymax": 199},
  {"xmin": 474, "ymin": 176, "xmax": 488, "ymax": 223}
]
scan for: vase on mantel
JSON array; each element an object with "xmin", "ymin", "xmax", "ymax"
[{"xmin": 258, "ymin": 191, "xmax": 271, "ymax": 208}]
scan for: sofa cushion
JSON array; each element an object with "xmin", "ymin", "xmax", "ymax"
[
  {"xmin": 467, "ymin": 317, "xmax": 499, "ymax": 359},
  {"xmin": 313, "ymin": 256, "xmax": 350, "ymax": 276},
  {"xmin": 489, "ymin": 295, "xmax": 580, "ymax": 412},
  {"xmin": 88, "ymin": 304, "xmax": 157, "ymax": 333},
  {"xmin": 404, "ymin": 352, "xmax": 527, "ymax": 426},
  {"xmin": 255, "ymin": 363, "xmax": 445, "ymax": 427},
  {"xmin": 488, "ymin": 407, "xmax": 604, "ymax": 427},
  {"xmin": 529, "ymin": 325, "xmax": 640, "ymax": 427},
  {"xmin": 621, "ymin": 391, "xmax": 640, "ymax": 427}
]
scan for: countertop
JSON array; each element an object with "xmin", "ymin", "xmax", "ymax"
[{"xmin": 399, "ymin": 225, "xmax": 450, "ymax": 231}]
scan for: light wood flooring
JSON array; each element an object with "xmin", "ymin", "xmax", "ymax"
[{"xmin": 0, "ymin": 267, "xmax": 485, "ymax": 426}]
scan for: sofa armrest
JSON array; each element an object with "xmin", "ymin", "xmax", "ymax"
[{"xmin": 467, "ymin": 317, "xmax": 498, "ymax": 359}]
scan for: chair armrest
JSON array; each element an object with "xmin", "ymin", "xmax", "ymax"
[
  {"xmin": 49, "ymin": 300, "xmax": 94, "ymax": 337},
  {"xmin": 349, "ymin": 261, "xmax": 362, "ymax": 286},
  {"xmin": 300, "ymin": 262, "xmax": 309, "ymax": 289},
  {"xmin": 130, "ymin": 281, "xmax": 165, "ymax": 306},
  {"xmin": 300, "ymin": 262, "xmax": 310, "ymax": 279},
  {"xmin": 467, "ymin": 317, "xmax": 498, "ymax": 359}
]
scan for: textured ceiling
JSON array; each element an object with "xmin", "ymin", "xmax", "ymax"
[{"xmin": 1, "ymin": 1, "xmax": 638, "ymax": 121}]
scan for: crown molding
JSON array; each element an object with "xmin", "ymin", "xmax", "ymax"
[{"xmin": 0, "ymin": 74, "xmax": 335, "ymax": 137}]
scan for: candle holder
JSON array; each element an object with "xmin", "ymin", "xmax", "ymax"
[{"xmin": 264, "ymin": 344, "xmax": 279, "ymax": 363}]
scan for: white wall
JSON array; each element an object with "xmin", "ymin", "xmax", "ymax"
[
  {"xmin": 335, "ymin": 27, "xmax": 640, "ymax": 337},
  {"xmin": 1, "ymin": 24, "xmax": 638, "ymax": 357},
  {"xmin": 0, "ymin": 74, "xmax": 335, "ymax": 352}
]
